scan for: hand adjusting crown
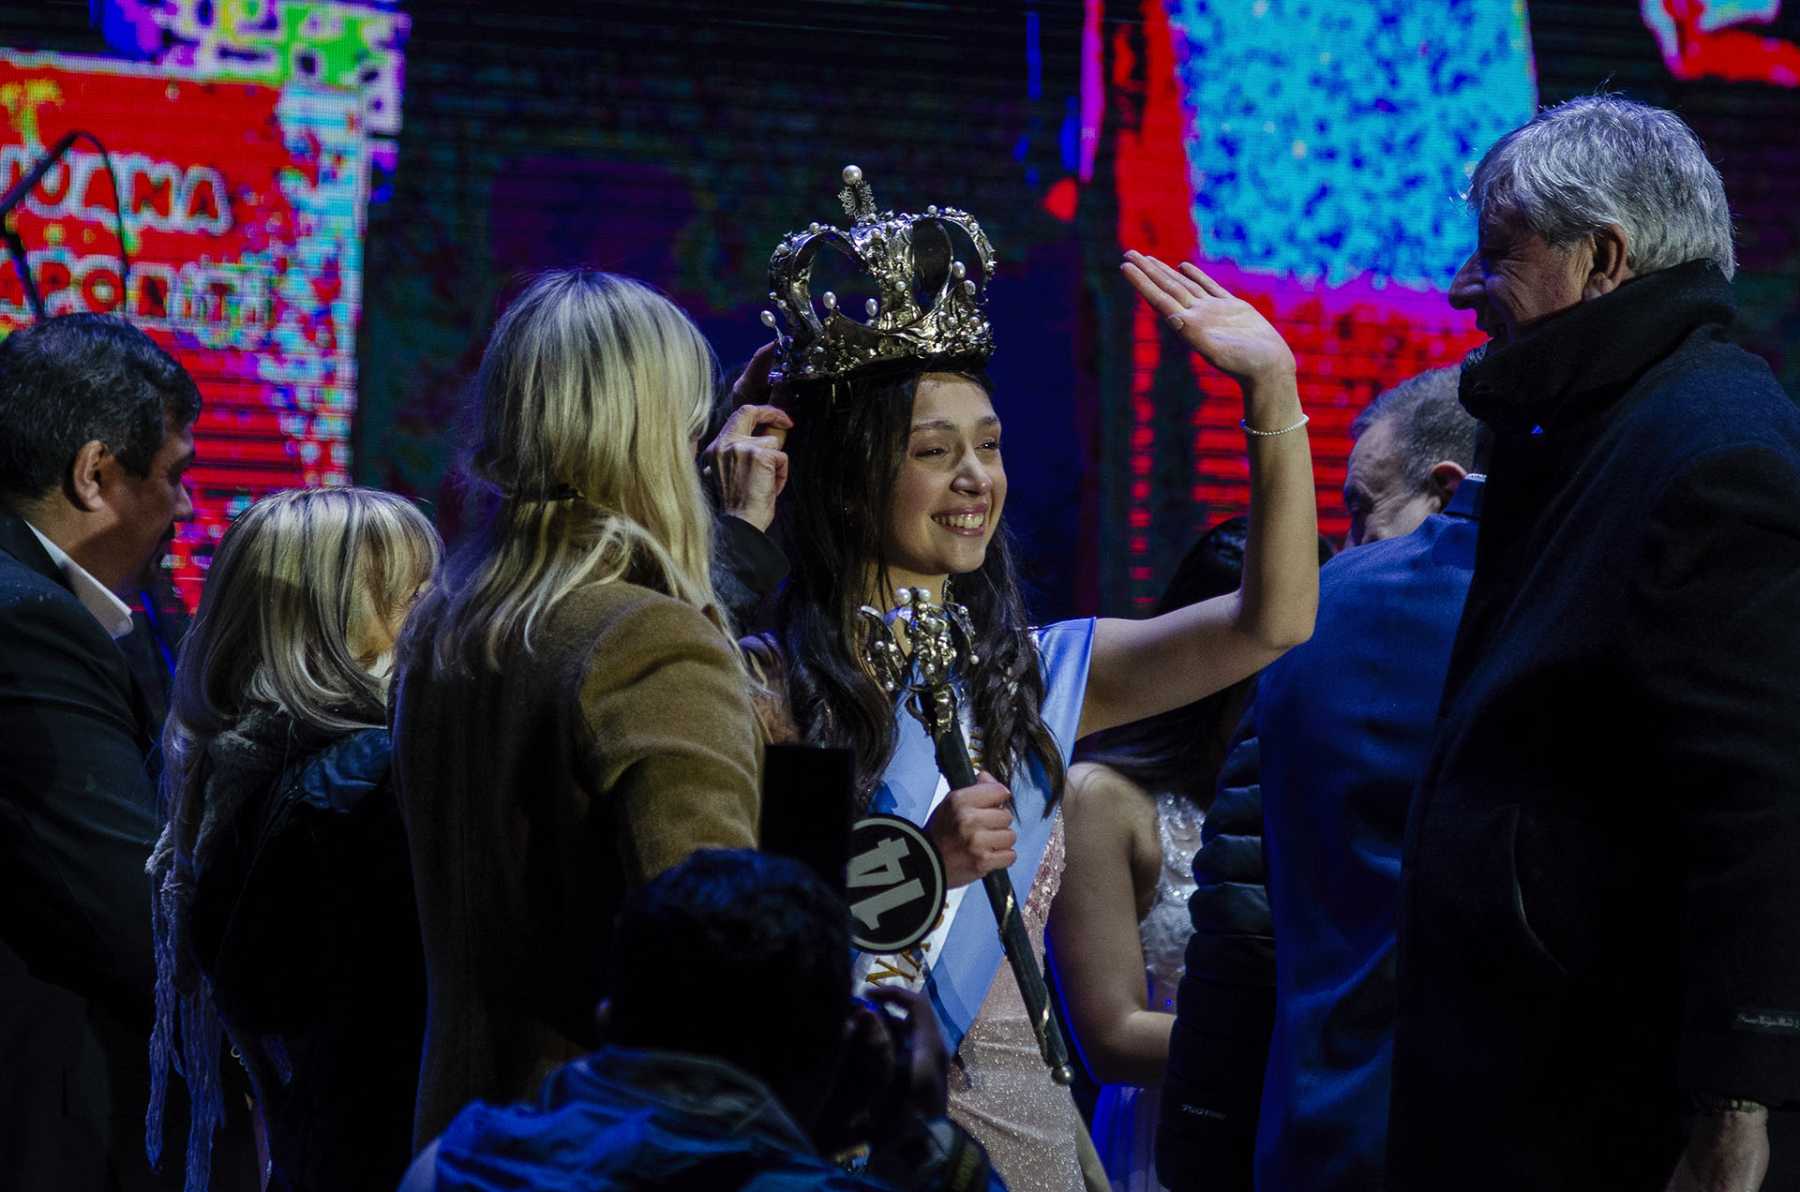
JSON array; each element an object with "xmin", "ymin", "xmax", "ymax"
[{"xmin": 763, "ymin": 164, "xmax": 996, "ymax": 386}]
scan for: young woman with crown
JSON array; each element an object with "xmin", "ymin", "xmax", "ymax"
[{"xmin": 752, "ymin": 167, "xmax": 1319, "ymax": 1189}]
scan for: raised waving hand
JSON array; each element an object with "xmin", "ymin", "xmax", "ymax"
[{"xmin": 1121, "ymin": 250, "xmax": 1297, "ymax": 388}]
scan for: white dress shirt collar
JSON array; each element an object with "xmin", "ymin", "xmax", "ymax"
[{"xmin": 23, "ymin": 522, "xmax": 136, "ymax": 640}]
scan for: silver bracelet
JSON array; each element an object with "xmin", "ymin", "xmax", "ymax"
[
  {"xmin": 1689, "ymin": 1091, "xmax": 1767, "ymax": 1114},
  {"xmin": 1240, "ymin": 413, "xmax": 1310, "ymax": 437}
]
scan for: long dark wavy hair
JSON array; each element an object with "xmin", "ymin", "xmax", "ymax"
[{"xmin": 774, "ymin": 365, "xmax": 1064, "ymax": 812}]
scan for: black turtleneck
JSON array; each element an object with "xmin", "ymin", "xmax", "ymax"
[
  {"xmin": 1388, "ymin": 260, "xmax": 1800, "ymax": 1191},
  {"xmin": 1459, "ymin": 259, "xmax": 1736, "ymax": 437}
]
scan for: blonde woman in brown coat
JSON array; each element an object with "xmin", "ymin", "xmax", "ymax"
[{"xmin": 392, "ymin": 270, "xmax": 762, "ymax": 1146}]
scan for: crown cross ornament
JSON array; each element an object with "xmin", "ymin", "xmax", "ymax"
[
  {"xmin": 857, "ymin": 586, "xmax": 983, "ymax": 739},
  {"xmin": 839, "ymin": 165, "xmax": 878, "ymax": 222},
  {"xmin": 763, "ymin": 165, "xmax": 997, "ymax": 386}
]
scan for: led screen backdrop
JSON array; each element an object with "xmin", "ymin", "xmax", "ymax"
[
  {"xmin": 350, "ymin": 0, "xmax": 1800, "ymax": 619},
  {"xmin": 2, "ymin": 0, "xmax": 1797, "ymax": 620},
  {"xmin": 1091, "ymin": 0, "xmax": 1787, "ymax": 609},
  {"xmin": 1096, "ymin": 0, "xmax": 1536, "ymax": 605},
  {"xmin": 94, "ymin": 0, "xmax": 409, "ymax": 184},
  {"xmin": 0, "ymin": 48, "xmax": 370, "ymax": 606},
  {"xmin": 1088, "ymin": 0, "xmax": 1800, "ymax": 609}
]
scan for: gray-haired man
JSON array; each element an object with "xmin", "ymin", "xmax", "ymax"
[
  {"xmin": 1392, "ymin": 96, "xmax": 1799, "ymax": 1191},
  {"xmin": 1341, "ymin": 366, "xmax": 1476, "ymax": 548}
]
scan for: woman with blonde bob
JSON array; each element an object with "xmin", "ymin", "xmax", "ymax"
[
  {"xmin": 148, "ymin": 486, "xmax": 441, "ymax": 1192},
  {"xmin": 392, "ymin": 269, "xmax": 762, "ymax": 1146}
]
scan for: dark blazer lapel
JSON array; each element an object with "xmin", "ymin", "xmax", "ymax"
[
  {"xmin": 0, "ymin": 511, "xmax": 68, "ymax": 589},
  {"xmin": 0, "ymin": 512, "xmax": 158, "ymax": 762}
]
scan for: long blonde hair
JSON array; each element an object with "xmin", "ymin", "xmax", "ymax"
[
  {"xmin": 164, "ymin": 486, "xmax": 441, "ymax": 758},
  {"xmin": 148, "ymin": 486, "xmax": 441, "ymax": 1190},
  {"xmin": 422, "ymin": 269, "xmax": 729, "ymax": 673}
]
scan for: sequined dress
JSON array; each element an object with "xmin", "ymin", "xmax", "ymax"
[
  {"xmin": 945, "ymin": 814, "xmax": 1094, "ymax": 1191},
  {"xmin": 1088, "ymin": 791, "xmax": 1205, "ymax": 1192},
  {"xmin": 857, "ymin": 620, "xmax": 1098, "ymax": 1191}
]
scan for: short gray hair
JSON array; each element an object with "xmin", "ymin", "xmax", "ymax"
[
  {"xmin": 1469, "ymin": 94, "xmax": 1735, "ymax": 279},
  {"xmin": 1351, "ymin": 366, "xmax": 1477, "ymax": 488}
]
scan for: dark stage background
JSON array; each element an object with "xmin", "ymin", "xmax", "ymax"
[{"xmin": 1, "ymin": 1, "xmax": 1798, "ymax": 621}]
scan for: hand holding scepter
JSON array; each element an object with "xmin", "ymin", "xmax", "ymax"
[{"xmin": 859, "ymin": 587, "xmax": 1076, "ymax": 1086}]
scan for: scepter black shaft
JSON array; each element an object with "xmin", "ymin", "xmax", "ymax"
[{"xmin": 931, "ymin": 727, "xmax": 1075, "ymax": 1086}]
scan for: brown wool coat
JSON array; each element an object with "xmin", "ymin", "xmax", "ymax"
[{"xmin": 392, "ymin": 580, "xmax": 761, "ymax": 1148}]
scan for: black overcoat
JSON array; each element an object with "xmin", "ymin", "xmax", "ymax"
[{"xmin": 1390, "ymin": 262, "xmax": 1800, "ymax": 1189}]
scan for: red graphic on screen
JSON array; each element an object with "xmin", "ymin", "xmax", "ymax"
[
  {"xmin": 0, "ymin": 52, "xmax": 368, "ymax": 608},
  {"xmin": 1100, "ymin": 0, "xmax": 1486, "ymax": 606},
  {"xmin": 1110, "ymin": 0, "xmax": 1212, "ymax": 598},
  {"xmin": 1644, "ymin": 0, "xmax": 1800, "ymax": 87}
]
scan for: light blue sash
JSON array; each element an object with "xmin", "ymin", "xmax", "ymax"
[{"xmin": 866, "ymin": 617, "xmax": 1095, "ymax": 1055}]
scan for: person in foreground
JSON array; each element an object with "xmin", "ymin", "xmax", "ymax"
[
  {"xmin": 755, "ymin": 167, "xmax": 1319, "ymax": 1189},
  {"xmin": 401, "ymin": 849, "xmax": 1004, "ymax": 1191},
  {"xmin": 147, "ymin": 487, "xmax": 440, "ymax": 1192},
  {"xmin": 393, "ymin": 269, "xmax": 763, "ymax": 1147},
  {"xmin": 1391, "ymin": 94, "xmax": 1800, "ymax": 1191},
  {"xmin": 0, "ymin": 314, "xmax": 228, "ymax": 1190}
]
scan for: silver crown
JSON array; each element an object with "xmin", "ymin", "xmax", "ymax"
[{"xmin": 763, "ymin": 165, "xmax": 996, "ymax": 386}]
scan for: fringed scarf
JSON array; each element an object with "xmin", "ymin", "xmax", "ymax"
[{"xmin": 146, "ymin": 707, "xmax": 326, "ymax": 1192}]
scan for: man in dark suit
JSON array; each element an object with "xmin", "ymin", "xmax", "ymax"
[
  {"xmin": 1155, "ymin": 368, "xmax": 1478, "ymax": 1191},
  {"xmin": 0, "ymin": 314, "xmax": 199, "ymax": 1190},
  {"xmin": 1393, "ymin": 95, "xmax": 1800, "ymax": 1191}
]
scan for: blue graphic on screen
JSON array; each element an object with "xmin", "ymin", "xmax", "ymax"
[{"xmin": 1165, "ymin": 0, "xmax": 1537, "ymax": 287}]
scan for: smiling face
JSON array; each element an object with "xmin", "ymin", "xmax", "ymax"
[
  {"xmin": 1449, "ymin": 215, "xmax": 1594, "ymax": 347},
  {"xmin": 879, "ymin": 372, "xmax": 1006, "ymax": 599}
]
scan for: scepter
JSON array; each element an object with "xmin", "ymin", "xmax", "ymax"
[{"xmin": 859, "ymin": 587, "xmax": 1075, "ymax": 1085}]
